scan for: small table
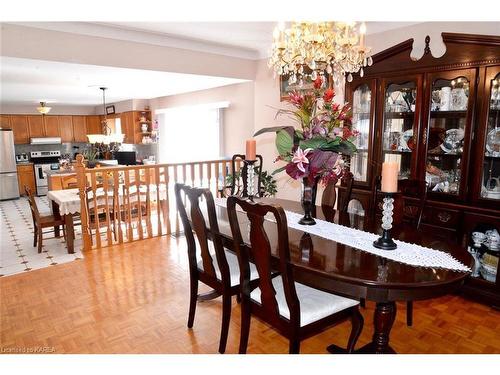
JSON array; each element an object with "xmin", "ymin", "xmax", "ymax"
[{"xmin": 47, "ymin": 189, "xmax": 81, "ymax": 254}]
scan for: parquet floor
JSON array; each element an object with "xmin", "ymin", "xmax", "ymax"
[{"xmin": 1, "ymin": 235, "xmax": 499, "ymax": 354}]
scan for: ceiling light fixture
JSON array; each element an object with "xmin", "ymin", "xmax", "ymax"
[
  {"xmin": 86, "ymin": 87, "xmax": 124, "ymax": 158},
  {"xmin": 269, "ymin": 21, "xmax": 373, "ymax": 85},
  {"xmin": 36, "ymin": 101, "xmax": 51, "ymax": 115}
]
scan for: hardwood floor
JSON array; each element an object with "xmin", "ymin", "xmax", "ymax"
[{"xmin": 1, "ymin": 235, "xmax": 499, "ymax": 354}]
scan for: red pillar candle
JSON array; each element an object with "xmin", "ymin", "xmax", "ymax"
[
  {"xmin": 381, "ymin": 162, "xmax": 399, "ymax": 193},
  {"xmin": 245, "ymin": 139, "xmax": 256, "ymax": 161}
]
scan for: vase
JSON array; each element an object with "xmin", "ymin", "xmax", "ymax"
[{"xmin": 299, "ymin": 177, "xmax": 318, "ymax": 225}]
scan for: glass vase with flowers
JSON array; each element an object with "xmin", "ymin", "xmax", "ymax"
[{"xmin": 254, "ymin": 77, "xmax": 358, "ymax": 224}]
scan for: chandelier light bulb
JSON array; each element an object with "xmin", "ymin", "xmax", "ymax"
[{"xmin": 268, "ymin": 21, "xmax": 372, "ymax": 84}]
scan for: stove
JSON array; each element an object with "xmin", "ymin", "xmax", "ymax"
[{"xmin": 31, "ymin": 151, "xmax": 61, "ymax": 196}]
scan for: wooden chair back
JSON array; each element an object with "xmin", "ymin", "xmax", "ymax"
[
  {"xmin": 321, "ymin": 180, "xmax": 337, "ymax": 208},
  {"xmin": 370, "ymin": 175, "xmax": 382, "ymax": 218},
  {"xmin": 339, "ymin": 171, "xmax": 354, "ymax": 213},
  {"xmin": 25, "ymin": 186, "xmax": 41, "ymax": 222},
  {"xmin": 175, "ymin": 183, "xmax": 230, "ymax": 287},
  {"xmin": 61, "ymin": 175, "xmax": 78, "ymax": 189},
  {"xmin": 399, "ymin": 179, "xmax": 428, "ymax": 229},
  {"xmin": 227, "ymin": 196, "xmax": 299, "ymax": 330},
  {"xmin": 227, "ymin": 154, "xmax": 263, "ymax": 198}
]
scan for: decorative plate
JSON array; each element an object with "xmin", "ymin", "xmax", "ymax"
[
  {"xmin": 440, "ymin": 128, "xmax": 465, "ymax": 153},
  {"xmin": 486, "ymin": 128, "xmax": 500, "ymax": 153}
]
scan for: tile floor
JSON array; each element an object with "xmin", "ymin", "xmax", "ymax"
[{"xmin": 0, "ymin": 196, "xmax": 84, "ymax": 277}]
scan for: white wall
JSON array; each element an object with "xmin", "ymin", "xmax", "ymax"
[{"xmin": 148, "ymin": 81, "xmax": 255, "ymax": 158}]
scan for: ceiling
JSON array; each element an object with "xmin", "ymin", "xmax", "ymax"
[
  {"xmin": 101, "ymin": 22, "xmax": 421, "ymax": 57},
  {"xmin": 1, "ymin": 22, "xmax": 421, "ymax": 106},
  {"xmin": 0, "ymin": 56, "xmax": 247, "ymax": 106}
]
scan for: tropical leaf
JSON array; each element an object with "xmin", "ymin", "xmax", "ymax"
[
  {"xmin": 329, "ymin": 140, "xmax": 357, "ymax": 155},
  {"xmin": 276, "ymin": 129, "xmax": 293, "ymax": 156},
  {"xmin": 254, "ymin": 125, "xmax": 292, "ymax": 137},
  {"xmin": 271, "ymin": 165, "xmax": 287, "ymax": 175},
  {"xmin": 299, "ymin": 137, "xmax": 329, "ymax": 150}
]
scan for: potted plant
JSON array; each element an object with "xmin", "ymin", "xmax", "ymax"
[
  {"xmin": 254, "ymin": 77, "xmax": 358, "ymax": 224},
  {"xmin": 82, "ymin": 147, "xmax": 98, "ymax": 168}
]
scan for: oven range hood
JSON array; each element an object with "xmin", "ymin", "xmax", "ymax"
[{"xmin": 30, "ymin": 137, "xmax": 62, "ymax": 145}]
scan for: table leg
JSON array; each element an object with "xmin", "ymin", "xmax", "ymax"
[
  {"xmin": 327, "ymin": 301, "xmax": 397, "ymax": 354},
  {"xmin": 52, "ymin": 201, "xmax": 61, "ymax": 237},
  {"xmin": 64, "ymin": 214, "xmax": 75, "ymax": 254}
]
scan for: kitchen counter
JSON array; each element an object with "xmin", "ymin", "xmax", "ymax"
[{"xmin": 45, "ymin": 169, "xmax": 76, "ymax": 176}]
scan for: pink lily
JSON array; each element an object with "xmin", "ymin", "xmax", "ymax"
[{"xmin": 292, "ymin": 148, "xmax": 313, "ymax": 173}]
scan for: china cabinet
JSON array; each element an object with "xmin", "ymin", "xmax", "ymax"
[{"xmin": 341, "ymin": 33, "xmax": 500, "ymax": 307}]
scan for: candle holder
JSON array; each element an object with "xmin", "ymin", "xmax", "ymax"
[
  {"xmin": 373, "ymin": 193, "xmax": 397, "ymax": 250},
  {"xmin": 244, "ymin": 159, "xmax": 257, "ymax": 202}
]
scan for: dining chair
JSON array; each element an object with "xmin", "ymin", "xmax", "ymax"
[
  {"xmin": 61, "ymin": 175, "xmax": 79, "ymax": 190},
  {"xmin": 399, "ymin": 179, "xmax": 428, "ymax": 230},
  {"xmin": 338, "ymin": 171, "xmax": 354, "ymax": 213},
  {"xmin": 25, "ymin": 186, "xmax": 66, "ymax": 253},
  {"xmin": 227, "ymin": 196, "xmax": 364, "ymax": 354},
  {"xmin": 219, "ymin": 154, "xmax": 263, "ymax": 198},
  {"xmin": 85, "ymin": 184, "xmax": 116, "ymax": 244},
  {"xmin": 175, "ymin": 183, "xmax": 259, "ymax": 354},
  {"xmin": 121, "ymin": 184, "xmax": 151, "ymax": 237}
]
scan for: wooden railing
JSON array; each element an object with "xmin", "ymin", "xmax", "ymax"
[{"xmin": 75, "ymin": 155, "xmax": 241, "ymax": 251}]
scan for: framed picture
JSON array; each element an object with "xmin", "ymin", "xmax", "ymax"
[
  {"xmin": 106, "ymin": 105, "xmax": 115, "ymax": 115},
  {"xmin": 280, "ymin": 68, "xmax": 332, "ymax": 101}
]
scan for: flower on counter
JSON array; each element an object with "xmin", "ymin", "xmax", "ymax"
[{"xmin": 254, "ymin": 76, "xmax": 357, "ymax": 186}]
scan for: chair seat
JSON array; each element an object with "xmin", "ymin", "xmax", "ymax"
[
  {"xmin": 250, "ymin": 276, "xmax": 359, "ymax": 327},
  {"xmin": 39, "ymin": 215, "xmax": 64, "ymax": 227},
  {"xmin": 197, "ymin": 249, "xmax": 259, "ymax": 287}
]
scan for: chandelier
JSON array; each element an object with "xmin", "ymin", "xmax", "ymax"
[
  {"xmin": 86, "ymin": 87, "xmax": 125, "ymax": 157},
  {"xmin": 36, "ymin": 102, "xmax": 51, "ymax": 115},
  {"xmin": 269, "ymin": 21, "xmax": 372, "ymax": 85}
]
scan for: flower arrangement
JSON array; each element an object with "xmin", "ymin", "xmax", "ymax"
[{"xmin": 255, "ymin": 77, "xmax": 358, "ymax": 186}]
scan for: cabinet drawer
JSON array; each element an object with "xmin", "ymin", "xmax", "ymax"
[{"xmin": 425, "ymin": 207, "xmax": 460, "ymax": 229}]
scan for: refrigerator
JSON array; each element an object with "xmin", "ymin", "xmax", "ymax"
[{"xmin": 0, "ymin": 129, "xmax": 20, "ymax": 200}]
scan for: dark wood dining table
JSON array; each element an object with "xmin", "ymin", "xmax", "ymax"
[{"xmin": 214, "ymin": 197, "xmax": 473, "ymax": 354}]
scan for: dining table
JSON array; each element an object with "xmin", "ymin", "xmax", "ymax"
[
  {"xmin": 212, "ymin": 197, "xmax": 473, "ymax": 354},
  {"xmin": 47, "ymin": 185, "xmax": 168, "ymax": 254}
]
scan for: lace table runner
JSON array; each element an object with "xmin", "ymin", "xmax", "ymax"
[{"xmin": 214, "ymin": 198, "xmax": 470, "ymax": 272}]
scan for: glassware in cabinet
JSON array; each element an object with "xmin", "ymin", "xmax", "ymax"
[
  {"xmin": 381, "ymin": 80, "xmax": 418, "ymax": 180},
  {"xmin": 424, "ymin": 70, "xmax": 475, "ymax": 198},
  {"xmin": 350, "ymin": 82, "xmax": 373, "ymax": 184}
]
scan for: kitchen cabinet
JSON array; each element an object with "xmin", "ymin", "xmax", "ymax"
[
  {"xmin": 86, "ymin": 115, "xmax": 102, "ymax": 135},
  {"xmin": 0, "ymin": 115, "xmax": 11, "ymax": 129},
  {"xmin": 27, "ymin": 115, "xmax": 45, "ymax": 138},
  {"xmin": 58, "ymin": 115, "xmax": 74, "ymax": 142},
  {"xmin": 44, "ymin": 116, "xmax": 60, "ymax": 137},
  {"xmin": 120, "ymin": 112, "xmax": 135, "ymax": 144},
  {"xmin": 72, "ymin": 116, "xmax": 87, "ymax": 142},
  {"xmin": 17, "ymin": 164, "xmax": 36, "ymax": 196},
  {"xmin": 10, "ymin": 115, "xmax": 30, "ymax": 144}
]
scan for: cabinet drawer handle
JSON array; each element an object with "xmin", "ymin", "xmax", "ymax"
[{"xmin": 437, "ymin": 212, "xmax": 451, "ymax": 223}]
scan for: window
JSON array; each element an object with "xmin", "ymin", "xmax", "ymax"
[{"xmin": 156, "ymin": 102, "xmax": 228, "ymax": 163}]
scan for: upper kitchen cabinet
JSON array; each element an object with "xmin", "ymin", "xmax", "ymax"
[
  {"xmin": 72, "ymin": 116, "xmax": 88, "ymax": 142},
  {"xmin": 9, "ymin": 115, "xmax": 30, "ymax": 144},
  {"xmin": 44, "ymin": 116, "xmax": 60, "ymax": 137},
  {"xmin": 0, "ymin": 115, "xmax": 11, "ymax": 129},
  {"xmin": 120, "ymin": 112, "xmax": 135, "ymax": 144},
  {"xmin": 27, "ymin": 115, "xmax": 45, "ymax": 138},
  {"xmin": 86, "ymin": 115, "xmax": 102, "ymax": 135},
  {"xmin": 58, "ymin": 116, "xmax": 74, "ymax": 142}
]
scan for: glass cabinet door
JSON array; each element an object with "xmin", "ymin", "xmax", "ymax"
[
  {"xmin": 350, "ymin": 82, "xmax": 373, "ymax": 185},
  {"xmin": 480, "ymin": 69, "xmax": 500, "ymax": 201},
  {"xmin": 381, "ymin": 80, "xmax": 418, "ymax": 180},
  {"xmin": 424, "ymin": 70, "xmax": 475, "ymax": 198}
]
